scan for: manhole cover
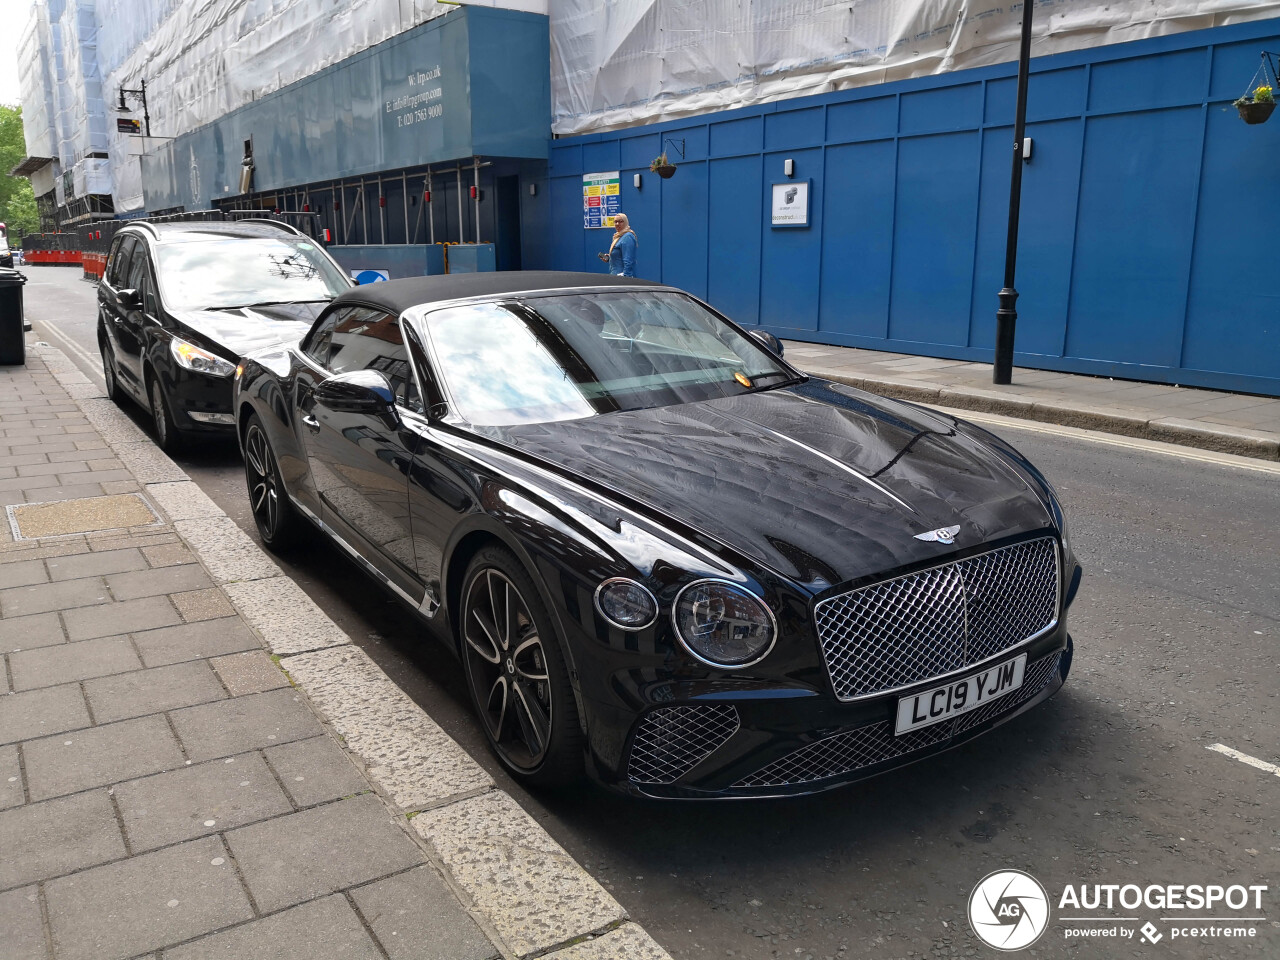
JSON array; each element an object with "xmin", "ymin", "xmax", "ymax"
[{"xmin": 6, "ymin": 493, "xmax": 162, "ymax": 540}]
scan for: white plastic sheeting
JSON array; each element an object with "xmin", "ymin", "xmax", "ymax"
[
  {"xmin": 550, "ymin": 0, "xmax": 1280, "ymax": 135},
  {"xmin": 17, "ymin": 3, "xmax": 57, "ymax": 161}
]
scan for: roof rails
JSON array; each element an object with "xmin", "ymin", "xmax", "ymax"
[{"xmin": 232, "ymin": 217, "xmax": 307, "ymax": 238}]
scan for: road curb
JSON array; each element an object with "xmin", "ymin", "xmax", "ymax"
[
  {"xmin": 31, "ymin": 343, "xmax": 672, "ymax": 960},
  {"xmin": 808, "ymin": 369, "xmax": 1280, "ymax": 462}
]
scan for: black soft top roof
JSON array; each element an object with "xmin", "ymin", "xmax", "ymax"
[{"xmin": 331, "ymin": 271, "xmax": 667, "ymax": 313}]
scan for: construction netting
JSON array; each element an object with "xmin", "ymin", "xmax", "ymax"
[{"xmin": 550, "ymin": 0, "xmax": 1280, "ymax": 135}]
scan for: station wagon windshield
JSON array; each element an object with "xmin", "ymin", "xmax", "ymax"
[
  {"xmin": 419, "ymin": 291, "xmax": 795, "ymax": 426},
  {"xmin": 155, "ymin": 237, "xmax": 350, "ymax": 312}
]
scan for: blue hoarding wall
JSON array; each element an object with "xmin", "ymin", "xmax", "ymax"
[
  {"xmin": 546, "ymin": 19, "xmax": 1280, "ymax": 397},
  {"xmin": 142, "ymin": 7, "xmax": 550, "ymax": 212}
]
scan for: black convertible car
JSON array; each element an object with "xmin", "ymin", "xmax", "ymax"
[{"xmin": 234, "ymin": 272, "xmax": 1081, "ymax": 799}]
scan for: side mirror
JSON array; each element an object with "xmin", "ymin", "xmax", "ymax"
[
  {"xmin": 750, "ymin": 329, "xmax": 784, "ymax": 358},
  {"xmin": 118, "ymin": 288, "xmax": 141, "ymax": 309},
  {"xmin": 314, "ymin": 370, "xmax": 398, "ymax": 424}
]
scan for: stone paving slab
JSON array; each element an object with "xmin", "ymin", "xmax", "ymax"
[
  {"xmin": 164, "ymin": 895, "xmax": 383, "ymax": 960},
  {"xmin": 0, "ymin": 744, "xmax": 23, "ymax": 809},
  {"xmin": 9, "ymin": 635, "xmax": 141, "ymax": 691},
  {"xmin": 209, "ymin": 649, "xmax": 291, "ymax": 697},
  {"xmin": 168, "ymin": 688, "xmax": 323, "ymax": 763},
  {"xmin": 0, "ymin": 682, "xmax": 91, "ymax": 744},
  {"xmin": 62, "ymin": 594, "xmax": 183, "ymax": 642},
  {"xmin": 263, "ymin": 736, "xmax": 370, "ymax": 808},
  {"xmin": 221, "ymin": 576, "xmax": 348, "ymax": 654},
  {"xmin": 0, "ymin": 789, "xmax": 125, "ymax": 890},
  {"xmin": 225, "ymin": 794, "xmax": 423, "ymax": 914},
  {"xmin": 0, "ymin": 886, "xmax": 47, "ymax": 960},
  {"xmin": 351, "ymin": 865, "xmax": 499, "ymax": 960},
  {"xmin": 82, "ymin": 660, "xmax": 227, "ymax": 724},
  {"xmin": 23, "ymin": 714, "xmax": 184, "ymax": 801},
  {"xmin": 130, "ymin": 618, "xmax": 260, "ymax": 668},
  {"xmin": 114, "ymin": 752, "xmax": 293, "ymax": 852},
  {"xmin": 44, "ymin": 835, "xmax": 254, "ymax": 960}
]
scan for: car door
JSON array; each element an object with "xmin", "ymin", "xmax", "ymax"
[
  {"xmin": 114, "ymin": 241, "xmax": 157, "ymax": 390},
  {"xmin": 300, "ymin": 304, "xmax": 424, "ymax": 600},
  {"xmin": 100, "ymin": 236, "xmax": 141, "ymax": 393}
]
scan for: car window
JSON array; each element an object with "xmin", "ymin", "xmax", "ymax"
[
  {"xmin": 125, "ymin": 247, "xmax": 151, "ymax": 308},
  {"xmin": 327, "ymin": 307, "xmax": 422, "ymax": 414},
  {"xmin": 107, "ymin": 236, "xmax": 136, "ymax": 287},
  {"xmin": 419, "ymin": 291, "xmax": 791, "ymax": 426},
  {"xmin": 301, "ymin": 309, "xmax": 341, "ymax": 367},
  {"xmin": 154, "ymin": 236, "xmax": 349, "ymax": 311}
]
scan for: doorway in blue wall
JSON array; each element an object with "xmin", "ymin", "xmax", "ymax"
[{"xmin": 496, "ymin": 175, "xmax": 523, "ymax": 271}]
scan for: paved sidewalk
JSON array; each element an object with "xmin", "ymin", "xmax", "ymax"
[
  {"xmin": 0, "ymin": 351, "xmax": 668, "ymax": 959},
  {"xmin": 784, "ymin": 342, "xmax": 1280, "ymax": 461}
]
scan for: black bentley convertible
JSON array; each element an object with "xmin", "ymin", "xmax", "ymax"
[{"xmin": 234, "ymin": 272, "xmax": 1081, "ymax": 798}]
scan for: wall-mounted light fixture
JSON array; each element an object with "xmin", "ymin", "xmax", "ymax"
[
  {"xmin": 1022, "ymin": 137, "xmax": 1034, "ymax": 162},
  {"xmin": 634, "ymin": 173, "xmax": 642, "ymax": 189},
  {"xmin": 784, "ymin": 158, "xmax": 795, "ymax": 178},
  {"xmin": 528, "ymin": 182, "xmax": 537, "ymax": 196}
]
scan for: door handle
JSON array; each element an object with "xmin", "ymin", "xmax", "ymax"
[{"xmin": 301, "ymin": 414, "xmax": 320, "ymax": 432}]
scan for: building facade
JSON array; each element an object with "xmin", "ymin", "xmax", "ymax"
[{"xmin": 14, "ymin": 1, "xmax": 1280, "ymax": 396}]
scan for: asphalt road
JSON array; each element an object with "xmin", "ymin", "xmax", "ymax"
[{"xmin": 21, "ymin": 264, "xmax": 1280, "ymax": 959}]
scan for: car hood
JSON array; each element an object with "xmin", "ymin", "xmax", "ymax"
[
  {"xmin": 481, "ymin": 380, "xmax": 1054, "ymax": 592},
  {"xmin": 174, "ymin": 302, "xmax": 327, "ymax": 358}
]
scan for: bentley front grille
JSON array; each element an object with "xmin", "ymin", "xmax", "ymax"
[
  {"xmin": 627, "ymin": 704, "xmax": 741, "ymax": 785},
  {"xmin": 734, "ymin": 652, "xmax": 1062, "ymax": 789},
  {"xmin": 814, "ymin": 537, "xmax": 1059, "ymax": 701}
]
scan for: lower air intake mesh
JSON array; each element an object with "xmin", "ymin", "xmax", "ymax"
[{"xmin": 627, "ymin": 704, "xmax": 740, "ymax": 785}]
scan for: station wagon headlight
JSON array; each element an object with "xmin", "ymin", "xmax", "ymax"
[
  {"xmin": 673, "ymin": 580, "xmax": 776, "ymax": 667},
  {"xmin": 171, "ymin": 338, "xmax": 236, "ymax": 378}
]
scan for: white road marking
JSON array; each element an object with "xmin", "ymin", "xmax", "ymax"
[
  {"xmin": 927, "ymin": 404, "xmax": 1280, "ymax": 477},
  {"xmin": 33, "ymin": 318, "xmax": 105, "ymax": 384},
  {"xmin": 1206, "ymin": 743, "xmax": 1280, "ymax": 777}
]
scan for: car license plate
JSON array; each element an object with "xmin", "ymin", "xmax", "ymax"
[{"xmin": 894, "ymin": 654, "xmax": 1027, "ymax": 735}]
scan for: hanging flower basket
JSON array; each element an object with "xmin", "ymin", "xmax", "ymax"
[
  {"xmin": 1236, "ymin": 97, "xmax": 1276, "ymax": 125},
  {"xmin": 1233, "ymin": 52, "xmax": 1279, "ymax": 126},
  {"xmin": 649, "ymin": 153, "xmax": 677, "ymax": 178}
]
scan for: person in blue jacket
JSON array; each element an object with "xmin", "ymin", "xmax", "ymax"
[{"xmin": 605, "ymin": 213, "xmax": 637, "ymax": 277}]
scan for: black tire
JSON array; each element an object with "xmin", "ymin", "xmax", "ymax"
[
  {"xmin": 459, "ymin": 546, "xmax": 584, "ymax": 786},
  {"xmin": 147, "ymin": 373, "xmax": 184, "ymax": 453},
  {"xmin": 243, "ymin": 413, "xmax": 301, "ymax": 552},
  {"xmin": 100, "ymin": 340, "xmax": 125, "ymax": 406}
]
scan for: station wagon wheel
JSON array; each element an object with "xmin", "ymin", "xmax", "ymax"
[
  {"xmin": 100, "ymin": 342, "xmax": 124, "ymax": 406},
  {"xmin": 243, "ymin": 413, "xmax": 300, "ymax": 551},
  {"xmin": 148, "ymin": 376, "xmax": 183, "ymax": 453},
  {"xmin": 460, "ymin": 548, "xmax": 583, "ymax": 785}
]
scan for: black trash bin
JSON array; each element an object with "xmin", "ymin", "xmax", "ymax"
[{"xmin": 0, "ymin": 269, "xmax": 27, "ymax": 365}]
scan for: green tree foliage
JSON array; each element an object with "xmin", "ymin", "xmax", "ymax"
[{"xmin": 0, "ymin": 105, "xmax": 41, "ymax": 240}]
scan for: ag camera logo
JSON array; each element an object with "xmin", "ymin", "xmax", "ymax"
[{"xmin": 969, "ymin": 870, "xmax": 1050, "ymax": 951}]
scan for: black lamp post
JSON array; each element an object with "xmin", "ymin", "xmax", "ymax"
[
  {"xmin": 993, "ymin": 1, "xmax": 1035, "ymax": 385},
  {"xmin": 117, "ymin": 78, "xmax": 151, "ymax": 138}
]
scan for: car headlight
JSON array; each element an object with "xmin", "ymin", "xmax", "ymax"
[
  {"xmin": 672, "ymin": 579, "xmax": 777, "ymax": 667},
  {"xmin": 170, "ymin": 338, "xmax": 236, "ymax": 378},
  {"xmin": 594, "ymin": 578, "xmax": 658, "ymax": 631}
]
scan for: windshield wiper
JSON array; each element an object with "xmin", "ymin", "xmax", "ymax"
[
  {"xmin": 746, "ymin": 371, "xmax": 807, "ymax": 390},
  {"xmin": 233, "ymin": 299, "xmax": 331, "ymax": 309}
]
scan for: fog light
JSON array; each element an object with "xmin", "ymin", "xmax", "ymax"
[
  {"xmin": 594, "ymin": 578, "xmax": 658, "ymax": 631},
  {"xmin": 187, "ymin": 411, "xmax": 236, "ymax": 425}
]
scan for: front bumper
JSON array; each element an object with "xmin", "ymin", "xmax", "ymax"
[
  {"xmin": 164, "ymin": 367, "xmax": 238, "ymax": 435},
  {"xmin": 595, "ymin": 626, "xmax": 1071, "ymax": 800}
]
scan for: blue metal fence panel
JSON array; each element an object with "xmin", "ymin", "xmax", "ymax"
[{"xmin": 543, "ymin": 17, "xmax": 1280, "ymax": 397}]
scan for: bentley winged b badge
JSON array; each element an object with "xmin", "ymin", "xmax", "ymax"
[{"xmin": 914, "ymin": 524, "xmax": 961, "ymax": 545}]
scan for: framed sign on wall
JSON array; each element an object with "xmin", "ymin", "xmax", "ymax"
[{"xmin": 771, "ymin": 180, "xmax": 810, "ymax": 228}]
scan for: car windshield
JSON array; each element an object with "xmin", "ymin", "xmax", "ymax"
[
  {"xmin": 154, "ymin": 237, "xmax": 349, "ymax": 311},
  {"xmin": 418, "ymin": 291, "xmax": 795, "ymax": 426}
]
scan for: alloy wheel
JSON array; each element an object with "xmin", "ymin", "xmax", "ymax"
[
  {"xmin": 244, "ymin": 423, "xmax": 281, "ymax": 539},
  {"xmin": 149, "ymin": 379, "xmax": 169, "ymax": 448},
  {"xmin": 462, "ymin": 568, "xmax": 554, "ymax": 771}
]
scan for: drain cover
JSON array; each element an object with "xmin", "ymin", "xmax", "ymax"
[{"xmin": 6, "ymin": 493, "xmax": 162, "ymax": 540}]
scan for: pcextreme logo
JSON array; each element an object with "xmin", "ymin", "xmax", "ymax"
[{"xmin": 969, "ymin": 870, "xmax": 1270, "ymax": 950}]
